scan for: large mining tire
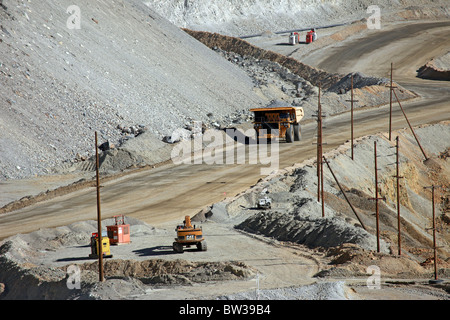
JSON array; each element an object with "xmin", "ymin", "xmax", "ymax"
[
  {"xmin": 173, "ymin": 242, "xmax": 184, "ymax": 253},
  {"xmin": 286, "ymin": 125, "xmax": 294, "ymax": 143},
  {"xmin": 294, "ymin": 123, "xmax": 301, "ymax": 141}
]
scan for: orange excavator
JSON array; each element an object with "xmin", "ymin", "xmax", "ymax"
[{"xmin": 173, "ymin": 216, "xmax": 207, "ymax": 253}]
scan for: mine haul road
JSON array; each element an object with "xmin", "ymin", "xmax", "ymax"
[{"xmin": 0, "ymin": 21, "xmax": 449, "ymax": 240}]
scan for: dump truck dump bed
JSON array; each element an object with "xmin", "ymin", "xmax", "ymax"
[{"xmin": 250, "ymin": 106, "xmax": 304, "ymax": 123}]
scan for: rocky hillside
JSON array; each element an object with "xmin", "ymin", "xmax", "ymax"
[
  {"xmin": 143, "ymin": 0, "xmax": 450, "ymax": 36},
  {"xmin": 0, "ymin": 0, "xmax": 267, "ymax": 179},
  {"xmin": 1, "ymin": 0, "xmax": 447, "ymax": 181}
]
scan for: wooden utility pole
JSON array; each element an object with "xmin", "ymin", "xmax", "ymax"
[
  {"xmin": 95, "ymin": 131, "xmax": 104, "ymax": 282},
  {"xmin": 431, "ymin": 185, "xmax": 437, "ymax": 282},
  {"xmin": 374, "ymin": 141, "xmax": 380, "ymax": 252},
  {"xmin": 320, "ymin": 152, "xmax": 325, "ymax": 218},
  {"xmin": 395, "ymin": 136, "xmax": 403, "ymax": 255},
  {"xmin": 346, "ymin": 74, "xmax": 358, "ymax": 160},
  {"xmin": 369, "ymin": 141, "xmax": 385, "ymax": 252},
  {"xmin": 389, "ymin": 63, "xmax": 394, "ymax": 141},
  {"xmin": 424, "ymin": 185, "xmax": 443, "ymax": 284},
  {"xmin": 350, "ymin": 75, "xmax": 354, "ymax": 160},
  {"xmin": 389, "ymin": 62, "xmax": 427, "ymax": 160},
  {"xmin": 317, "ymin": 85, "xmax": 322, "ymax": 202},
  {"xmin": 316, "ymin": 85, "xmax": 325, "ymax": 217}
]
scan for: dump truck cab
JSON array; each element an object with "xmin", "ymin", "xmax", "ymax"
[{"xmin": 250, "ymin": 106, "xmax": 304, "ymax": 143}]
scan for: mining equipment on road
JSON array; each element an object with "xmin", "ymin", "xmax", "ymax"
[
  {"xmin": 257, "ymin": 196, "xmax": 272, "ymax": 209},
  {"xmin": 173, "ymin": 216, "xmax": 207, "ymax": 253},
  {"xmin": 250, "ymin": 106, "xmax": 304, "ymax": 143}
]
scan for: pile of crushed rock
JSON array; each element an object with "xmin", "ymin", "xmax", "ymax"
[
  {"xmin": 0, "ymin": 0, "xmax": 267, "ymax": 180},
  {"xmin": 417, "ymin": 51, "xmax": 450, "ymax": 81}
]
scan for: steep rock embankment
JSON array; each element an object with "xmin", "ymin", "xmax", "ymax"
[{"xmin": 0, "ymin": 0, "xmax": 266, "ymax": 179}]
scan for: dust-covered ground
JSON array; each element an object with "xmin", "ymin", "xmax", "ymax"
[{"xmin": 0, "ymin": 123, "xmax": 448, "ymax": 300}]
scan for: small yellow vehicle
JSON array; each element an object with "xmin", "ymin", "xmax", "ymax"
[{"xmin": 89, "ymin": 232, "xmax": 113, "ymax": 259}]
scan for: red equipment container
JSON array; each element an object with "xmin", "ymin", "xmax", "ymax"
[
  {"xmin": 107, "ymin": 215, "xmax": 130, "ymax": 245},
  {"xmin": 306, "ymin": 31, "xmax": 313, "ymax": 44}
]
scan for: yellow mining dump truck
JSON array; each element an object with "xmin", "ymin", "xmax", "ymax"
[{"xmin": 250, "ymin": 106, "xmax": 304, "ymax": 143}]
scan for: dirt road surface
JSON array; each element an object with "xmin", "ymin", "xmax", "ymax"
[
  {"xmin": 1, "ymin": 99, "xmax": 448, "ymax": 240},
  {"xmin": 1, "ymin": 20, "xmax": 449, "ymax": 299},
  {"xmin": 315, "ymin": 21, "xmax": 450, "ymax": 79}
]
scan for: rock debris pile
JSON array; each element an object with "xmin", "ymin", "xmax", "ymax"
[
  {"xmin": 204, "ymin": 123, "xmax": 450, "ymax": 280},
  {"xmin": 417, "ymin": 51, "xmax": 450, "ymax": 81}
]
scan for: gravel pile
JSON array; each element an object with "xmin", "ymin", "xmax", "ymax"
[
  {"xmin": 0, "ymin": 0, "xmax": 268, "ymax": 180},
  {"xmin": 327, "ymin": 72, "xmax": 390, "ymax": 94},
  {"xmin": 417, "ymin": 51, "xmax": 450, "ymax": 80},
  {"xmin": 215, "ymin": 48, "xmax": 317, "ymax": 108},
  {"xmin": 236, "ymin": 204, "xmax": 389, "ymax": 252}
]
